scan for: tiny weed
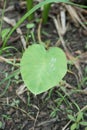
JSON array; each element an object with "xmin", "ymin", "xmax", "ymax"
[
  {"xmin": 25, "ymin": 23, "xmax": 36, "ymax": 45},
  {"xmin": 68, "ymin": 111, "xmax": 87, "ymax": 130},
  {"xmin": 2, "ymin": 114, "xmax": 11, "ymax": 120},
  {"xmin": 10, "ymin": 99, "xmax": 20, "ymax": 107},
  {"xmin": 50, "ymin": 108, "xmax": 60, "ymax": 118},
  {"xmin": 0, "ymin": 69, "xmax": 20, "ymax": 86}
]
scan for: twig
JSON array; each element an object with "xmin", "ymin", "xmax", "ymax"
[
  {"xmin": 11, "ymin": 105, "xmax": 35, "ymax": 121},
  {"xmin": 0, "ymin": 56, "xmax": 20, "ymax": 62},
  {"xmin": 37, "ymin": 19, "xmax": 42, "ymax": 43},
  {"xmin": 37, "ymin": 117, "xmax": 58, "ymax": 127},
  {"xmin": 64, "ymin": 5, "xmax": 87, "ymax": 30}
]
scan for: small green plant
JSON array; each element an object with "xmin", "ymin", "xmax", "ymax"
[
  {"xmin": 25, "ymin": 23, "xmax": 35, "ymax": 44},
  {"xmin": 68, "ymin": 111, "xmax": 87, "ymax": 130},
  {"xmin": 50, "ymin": 107, "xmax": 60, "ymax": 117},
  {"xmin": 20, "ymin": 44, "xmax": 67, "ymax": 95},
  {"xmin": 10, "ymin": 99, "xmax": 20, "ymax": 107},
  {"xmin": 2, "ymin": 114, "xmax": 11, "ymax": 120}
]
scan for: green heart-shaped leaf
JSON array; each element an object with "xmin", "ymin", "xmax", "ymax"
[{"xmin": 20, "ymin": 44, "xmax": 67, "ymax": 95}]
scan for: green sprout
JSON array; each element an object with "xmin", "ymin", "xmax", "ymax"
[
  {"xmin": 42, "ymin": 3, "xmax": 51, "ymax": 24},
  {"xmin": 68, "ymin": 111, "xmax": 87, "ymax": 130},
  {"xmin": 26, "ymin": 0, "xmax": 34, "ymax": 21}
]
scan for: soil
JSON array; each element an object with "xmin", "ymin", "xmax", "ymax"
[{"xmin": 0, "ymin": 0, "xmax": 87, "ymax": 130}]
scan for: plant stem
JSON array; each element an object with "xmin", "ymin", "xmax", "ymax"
[
  {"xmin": 42, "ymin": 3, "xmax": 51, "ymax": 24},
  {"xmin": 26, "ymin": 0, "xmax": 34, "ymax": 21}
]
